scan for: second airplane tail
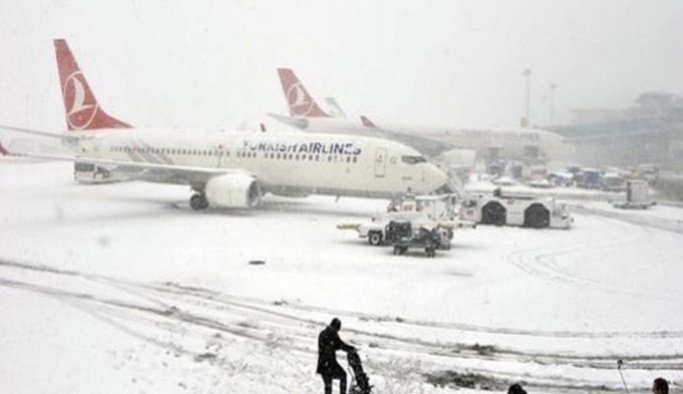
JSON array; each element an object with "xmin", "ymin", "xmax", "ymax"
[
  {"xmin": 277, "ymin": 68, "xmax": 329, "ymax": 117},
  {"xmin": 54, "ymin": 39, "xmax": 130, "ymax": 131}
]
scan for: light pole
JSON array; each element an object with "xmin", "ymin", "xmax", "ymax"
[
  {"xmin": 550, "ymin": 83, "xmax": 557, "ymax": 126},
  {"xmin": 523, "ymin": 69, "xmax": 532, "ymax": 128}
]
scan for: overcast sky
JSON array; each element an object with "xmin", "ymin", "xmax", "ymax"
[{"xmin": 1, "ymin": 0, "xmax": 682, "ymax": 131}]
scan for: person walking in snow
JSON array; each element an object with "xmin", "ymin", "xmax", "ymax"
[
  {"xmin": 317, "ymin": 318, "xmax": 355, "ymax": 394},
  {"xmin": 508, "ymin": 383, "xmax": 527, "ymax": 394},
  {"xmin": 653, "ymin": 378, "xmax": 669, "ymax": 394}
]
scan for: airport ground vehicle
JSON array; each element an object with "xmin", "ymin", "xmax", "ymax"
[
  {"xmin": 74, "ymin": 162, "xmax": 127, "ymax": 184},
  {"xmin": 601, "ymin": 172, "xmax": 627, "ymax": 192},
  {"xmin": 611, "ymin": 179, "xmax": 656, "ymax": 209},
  {"xmin": 636, "ymin": 163, "xmax": 659, "ymax": 185},
  {"xmin": 577, "ymin": 168, "xmax": 603, "ymax": 189},
  {"xmin": 337, "ymin": 211, "xmax": 468, "ymax": 249},
  {"xmin": 337, "ymin": 194, "xmax": 475, "ymax": 247},
  {"xmin": 385, "ymin": 220, "xmax": 441, "ymax": 257},
  {"xmin": 459, "ymin": 189, "xmax": 573, "ymax": 229}
]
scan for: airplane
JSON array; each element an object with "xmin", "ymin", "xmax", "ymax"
[
  {"xmin": 272, "ymin": 70, "xmax": 476, "ymax": 170},
  {"xmin": 0, "ymin": 40, "xmax": 449, "ymax": 211},
  {"xmin": 270, "ymin": 68, "xmax": 575, "ymax": 166}
]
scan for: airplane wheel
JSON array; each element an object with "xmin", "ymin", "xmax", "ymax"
[
  {"xmin": 368, "ymin": 231, "xmax": 383, "ymax": 246},
  {"xmin": 190, "ymin": 194, "xmax": 209, "ymax": 210}
]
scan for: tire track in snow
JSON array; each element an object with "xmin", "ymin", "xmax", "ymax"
[
  {"xmin": 506, "ymin": 214, "xmax": 683, "ymax": 302},
  {"xmin": 2, "ymin": 258, "xmax": 682, "ymax": 394}
]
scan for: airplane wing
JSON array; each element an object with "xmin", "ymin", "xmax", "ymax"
[
  {"xmin": 2, "ymin": 145, "xmax": 247, "ymax": 187},
  {"xmin": 0, "ymin": 124, "xmax": 79, "ymax": 142}
]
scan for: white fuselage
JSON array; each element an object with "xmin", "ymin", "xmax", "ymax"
[
  {"xmin": 415, "ymin": 125, "xmax": 576, "ymax": 164},
  {"xmin": 270, "ymin": 116, "xmax": 576, "ymax": 165},
  {"xmin": 72, "ymin": 129, "xmax": 448, "ymax": 199}
]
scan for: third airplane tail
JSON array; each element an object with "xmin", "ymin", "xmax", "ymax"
[
  {"xmin": 54, "ymin": 39, "xmax": 130, "ymax": 131},
  {"xmin": 277, "ymin": 68, "xmax": 329, "ymax": 117},
  {"xmin": 360, "ymin": 115, "xmax": 377, "ymax": 128},
  {"xmin": 0, "ymin": 139, "xmax": 9, "ymax": 156}
]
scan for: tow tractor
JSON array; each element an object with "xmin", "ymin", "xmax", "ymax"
[{"xmin": 459, "ymin": 188, "xmax": 573, "ymax": 229}]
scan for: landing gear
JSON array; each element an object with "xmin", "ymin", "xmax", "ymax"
[{"xmin": 190, "ymin": 193, "xmax": 209, "ymax": 210}]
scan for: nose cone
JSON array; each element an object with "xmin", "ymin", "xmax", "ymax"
[{"xmin": 424, "ymin": 163, "xmax": 449, "ymax": 193}]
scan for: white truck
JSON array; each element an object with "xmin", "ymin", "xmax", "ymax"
[
  {"xmin": 611, "ymin": 179, "xmax": 656, "ymax": 209},
  {"xmin": 459, "ymin": 188, "xmax": 573, "ymax": 229}
]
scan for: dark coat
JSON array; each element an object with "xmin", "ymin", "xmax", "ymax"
[{"xmin": 316, "ymin": 325, "xmax": 354, "ymax": 375}]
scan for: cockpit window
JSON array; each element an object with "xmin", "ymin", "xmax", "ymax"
[{"xmin": 401, "ymin": 155, "xmax": 427, "ymax": 165}]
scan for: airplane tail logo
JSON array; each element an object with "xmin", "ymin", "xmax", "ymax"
[
  {"xmin": 277, "ymin": 68, "xmax": 329, "ymax": 117},
  {"xmin": 54, "ymin": 39, "xmax": 130, "ymax": 131},
  {"xmin": 0, "ymin": 139, "xmax": 9, "ymax": 156}
]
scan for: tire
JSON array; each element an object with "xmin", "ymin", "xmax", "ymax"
[
  {"xmin": 425, "ymin": 248, "xmax": 435, "ymax": 258},
  {"xmin": 481, "ymin": 201, "xmax": 506, "ymax": 226},
  {"xmin": 368, "ymin": 231, "xmax": 383, "ymax": 246},
  {"xmin": 393, "ymin": 245, "xmax": 402, "ymax": 255},
  {"xmin": 190, "ymin": 194, "xmax": 208, "ymax": 210},
  {"xmin": 523, "ymin": 203, "xmax": 550, "ymax": 228}
]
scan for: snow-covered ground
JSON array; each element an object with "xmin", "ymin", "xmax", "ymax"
[{"xmin": 1, "ymin": 160, "xmax": 682, "ymax": 394}]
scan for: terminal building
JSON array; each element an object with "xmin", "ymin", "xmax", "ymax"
[{"xmin": 553, "ymin": 92, "xmax": 683, "ymax": 170}]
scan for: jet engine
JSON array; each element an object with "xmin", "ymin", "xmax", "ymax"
[{"xmin": 204, "ymin": 173, "xmax": 261, "ymax": 208}]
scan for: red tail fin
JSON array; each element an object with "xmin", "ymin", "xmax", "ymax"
[
  {"xmin": 0, "ymin": 139, "xmax": 9, "ymax": 156},
  {"xmin": 277, "ymin": 68, "xmax": 329, "ymax": 117},
  {"xmin": 360, "ymin": 115, "xmax": 377, "ymax": 128},
  {"xmin": 54, "ymin": 39, "xmax": 130, "ymax": 131}
]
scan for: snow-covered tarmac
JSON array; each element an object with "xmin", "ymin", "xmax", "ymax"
[{"xmin": 1, "ymin": 161, "xmax": 682, "ymax": 394}]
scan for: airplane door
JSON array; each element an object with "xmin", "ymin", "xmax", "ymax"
[
  {"xmin": 375, "ymin": 148, "xmax": 387, "ymax": 178},
  {"xmin": 217, "ymin": 143, "xmax": 229, "ymax": 167},
  {"xmin": 91, "ymin": 139, "xmax": 101, "ymax": 157}
]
